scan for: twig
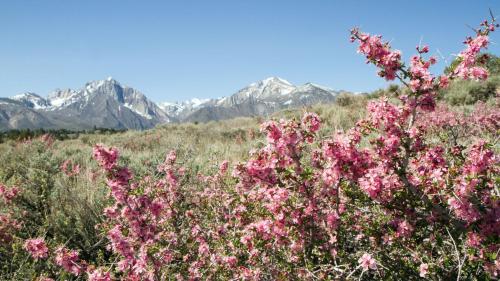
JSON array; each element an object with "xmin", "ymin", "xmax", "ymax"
[
  {"xmin": 346, "ymin": 265, "xmax": 362, "ymax": 279},
  {"xmin": 446, "ymin": 227, "xmax": 464, "ymax": 281}
]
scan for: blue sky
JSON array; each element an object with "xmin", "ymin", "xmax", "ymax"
[{"xmin": 0, "ymin": 1, "xmax": 499, "ymax": 102}]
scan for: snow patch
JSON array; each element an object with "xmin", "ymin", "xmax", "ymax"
[{"xmin": 124, "ymin": 103, "xmax": 153, "ymax": 119}]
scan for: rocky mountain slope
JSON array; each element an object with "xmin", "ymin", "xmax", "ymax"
[
  {"xmin": 0, "ymin": 77, "xmax": 345, "ymax": 130},
  {"xmin": 1, "ymin": 78, "xmax": 170, "ymax": 130},
  {"xmin": 158, "ymin": 77, "xmax": 345, "ymax": 123}
]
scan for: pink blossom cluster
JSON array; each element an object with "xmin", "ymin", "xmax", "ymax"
[
  {"xmin": 92, "ymin": 145, "xmax": 188, "ymax": 280},
  {"xmin": 358, "ymin": 253, "xmax": 377, "ymax": 270},
  {"xmin": 60, "ymin": 159, "xmax": 81, "ymax": 177},
  {"xmin": 93, "ymin": 145, "xmax": 119, "ymax": 171},
  {"xmin": 453, "ymin": 19, "xmax": 497, "ymax": 80},
  {"xmin": 448, "ymin": 141, "xmax": 498, "ymax": 229},
  {"xmin": 87, "ymin": 267, "xmax": 112, "ymax": 281},
  {"xmin": 452, "ymin": 19, "xmax": 497, "ymax": 81},
  {"xmin": 0, "ymin": 184, "xmax": 19, "ymax": 203},
  {"xmin": 350, "ymin": 28, "xmax": 402, "ymax": 80},
  {"xmin": 23, "ymin": 238, "xmax": 49, "ymax": 260},
  {"xmin": 0, "ymin": 184, "xmax": 21, "ymax": 245},
  {"xmin": 54, "ymin": 246, "xmax": 83, "ymax": 275},
  {"xmin": 409, "ymin": 47, "xmax": 437, "ymax": 93},
  {"xmin": 0, "ymin": 212, "xmax": 21, "ymax": 244},
  {"xmin": 419, "ymin": 100, "xmax": 499, "ymax": 139},
  {"xmin": 39, "ymin": 134, "xmax": 55, "ymax": 147}
]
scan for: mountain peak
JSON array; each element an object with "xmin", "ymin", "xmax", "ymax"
[
  {"xmin": 10, "ymin": 92, "xmax": 50, "ymax": 109},
  {"xmin": 251, "ymin": 77, "xmax": 293, "ymax": 87},
  {"xmin": 1, "ymin": 77, "xmax": 345, "ymax": 130},
  {"xmin": 84, "ymin": 77, "xmax": 121, "ymax": 92},
  {"xmin": 299, "ymin": 82, "xmax": 334, "ymax": 92},
  {"xmin": 263, "ymin": 77, "xmax": 292, "ymax": 85},
  {"xmin": 11, "ymin": 92, "xmax": 42, "ymax": 100}
]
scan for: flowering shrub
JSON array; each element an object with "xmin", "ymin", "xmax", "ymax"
[
  {"xmin": 24, "ymin": 238, "xmax": 49, "ymax": 260},
  {"xmin": 1, "ymin": 15, "xmax": 497, "ymax": 280},
  {"xmin": 0, "ymin": 184, "xmax": 21, "ymax": 245}
]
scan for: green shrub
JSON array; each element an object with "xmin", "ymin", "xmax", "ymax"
[{"xmin": 441, "ymin": 75, "xmax": 498, "ymax": 105}]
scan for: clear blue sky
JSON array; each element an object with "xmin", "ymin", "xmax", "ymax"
[{"xmin": 0, "ymin": 0, "xmax": 499, "ymax": 102}]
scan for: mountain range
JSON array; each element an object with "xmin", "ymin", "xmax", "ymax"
[{"xmin": 0, "ymin": 77, "xmax": 347, "ymax": 131}]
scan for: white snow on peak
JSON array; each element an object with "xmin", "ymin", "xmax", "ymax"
[
  {"xmin": 188, "ymin": 98, "xmax": 210, "ymax": 108},
  {"xmin": 46, "ymin": 89, "xmax": 80, "ymax": 110},
  {"xmin": 11, "ymin": 93, "xmax": 30, "ymax": 100},
  {"xmin": 123, "ymin": 103, "xmax": 153, "ymax": 119},
  {"xmin": 306, "ymin": 82, "xmax": 335, "ymax": 92},
  {"xmin": 49, "ymin": 97, "xmax": 68, "ymax": 108},
  {"xmin": 248, "ymin": 77, "xmax": 293, "ymax": 88},
  {"xmin": 158, "ymin": 76, "xmax": 341, "ymax": 117},
  {"xmin": 216, "ymin": 97, "xmax": 228, "ymax": 105},
  {"xmin": 158, "ymin": 101, "xmax": 176, "ymax": 107},
  {"xmin": 10, "ymin": 92, "xmax": 49, "ymax": 109},
  {"xmin": 86, "ymin": 80, "xmax": 105, "ymax": 91},
  {"xmin": 11, "ymin": 92, "xmax": 39, "ymax": 100},
  {"xmin": 158, "ymin": 98, "xmax": 210, "ymax": 112},
  {"xmin": 262, "ymin": 77, "xmax": 292, "ymax": 86},
  {"xmin": 237, "ymin": 77, "xmax": 296, "ymax": 99}
]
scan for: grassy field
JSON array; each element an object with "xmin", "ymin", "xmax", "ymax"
[{"xmin": 0, "ymin": 80, "xmax": 498, "ymax": 279}]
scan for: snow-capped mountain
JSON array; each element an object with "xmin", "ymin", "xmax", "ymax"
[
  {"xmin": 161, "ymin": 77, "xmax": 344, "ymax": 123},
  {"xmin": 11, "ymin": 92, "xmax": 51, "ymax": 109},
  {"xmin": 158, "ymin": 98, "xmax": 210, "ymax": 118},
  {"xmin": 1, "ymin": 78, "xmax": 171, "ymax": 130},
  {"xmin": 227, "ymin": 77, "xmax": 296, "ymax": 102},
  {"xmin": 46, "ymin": 88, "xmax": 79, "ymax": 109},
  {"xmin": 0, "ymin": 97, "xmax": 55, "ymax": 130},
  {"xmin": 0, "ymin": 76, "xmax": 347, "ymax": 130}
]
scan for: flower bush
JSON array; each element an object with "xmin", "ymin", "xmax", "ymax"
[{"xmin": 0, "ymin": 15, "xmax": 497, "ymax": 280}]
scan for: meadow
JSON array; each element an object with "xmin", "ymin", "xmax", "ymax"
[{"xmin": 0, "ymin": 19, "xmax": 499, "ymax": 280}]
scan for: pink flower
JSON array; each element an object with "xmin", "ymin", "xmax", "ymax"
[
  {"xmin": 0, "ymin": 185, "xmax": 19, "ymax": 203},
  {"xmin": 395, "ymin": 220, "xmax": 414, "ymax": 238},
  {"xmin": 466, "ymin": 232, "xmax": 483, "ymax": 248},
  {"xmin": 198, "ymin": 241, "xmax": 210, "ymax": 256},
  {"xmin": 261, "ymin": 121, "xmax": 282, "ymax": 143},
  {"xmin": 470, "ymin": 66, "xmax": 488, "ymax": 80},
  {"xmin": 166, "ymin": 150, "xmax": 177, "ymax": 164},
  {"xmin": 301, "ymin": 112, "xmax": 321, "ymax": 133},
  {"xmin": 409, "ymin": 79, "xmax": 420, "ymax": 92},
  {"xmin": 88, "ymin": 267, "xmax": 112, "ymax": 281},
  {"xmin": 219, "ymin": 160, "xmax": 229, "ymax": 174},
  {"xmin": 419, "ymin": 263, "xmax": 429, "ymax": 277},
  {"xmin": 351, "ymin": 29, "xmax": 402, "ymax": 81},
  {"xmin": 103, "ymin": 205, "xmax": 120, "ymax": 219},
  {"xmin": 418, "ymin": 45, "xmax": 429, "ymax": 53},
  {"xmin": 222, "ymin": 256, "xmax": 238, "ymax": 268},
  {"xmin": 107, "ymin": 226, "xmax": 134, "ymax": 260},
  {"xmin": 60, "ymin": 159, "xmax": 81, "ymax": 177},
  {"xmin": 54, "ymin": 246, "xmax": 83, "ymax": 275},
  {"xmin": 472, "ymin": 35, "xmax": 489, "ymax": 48},
  {"xmin": 93, "ymin": 145, "xmax": 119, "ymax": 171},
  {"xmin": 24, "ymin": 238, "xmax": 49, "ymax": 260},
  {"xmin": 358, "ymin": 253, "xmax": 377, "ymax": 270},
  {"xmin": 439, "ymin": 75, "xmax": 450, "ymax": 88},
  {"xmin": 454, "ymin": 34, "xmax": 490, "ymax": 80}
]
